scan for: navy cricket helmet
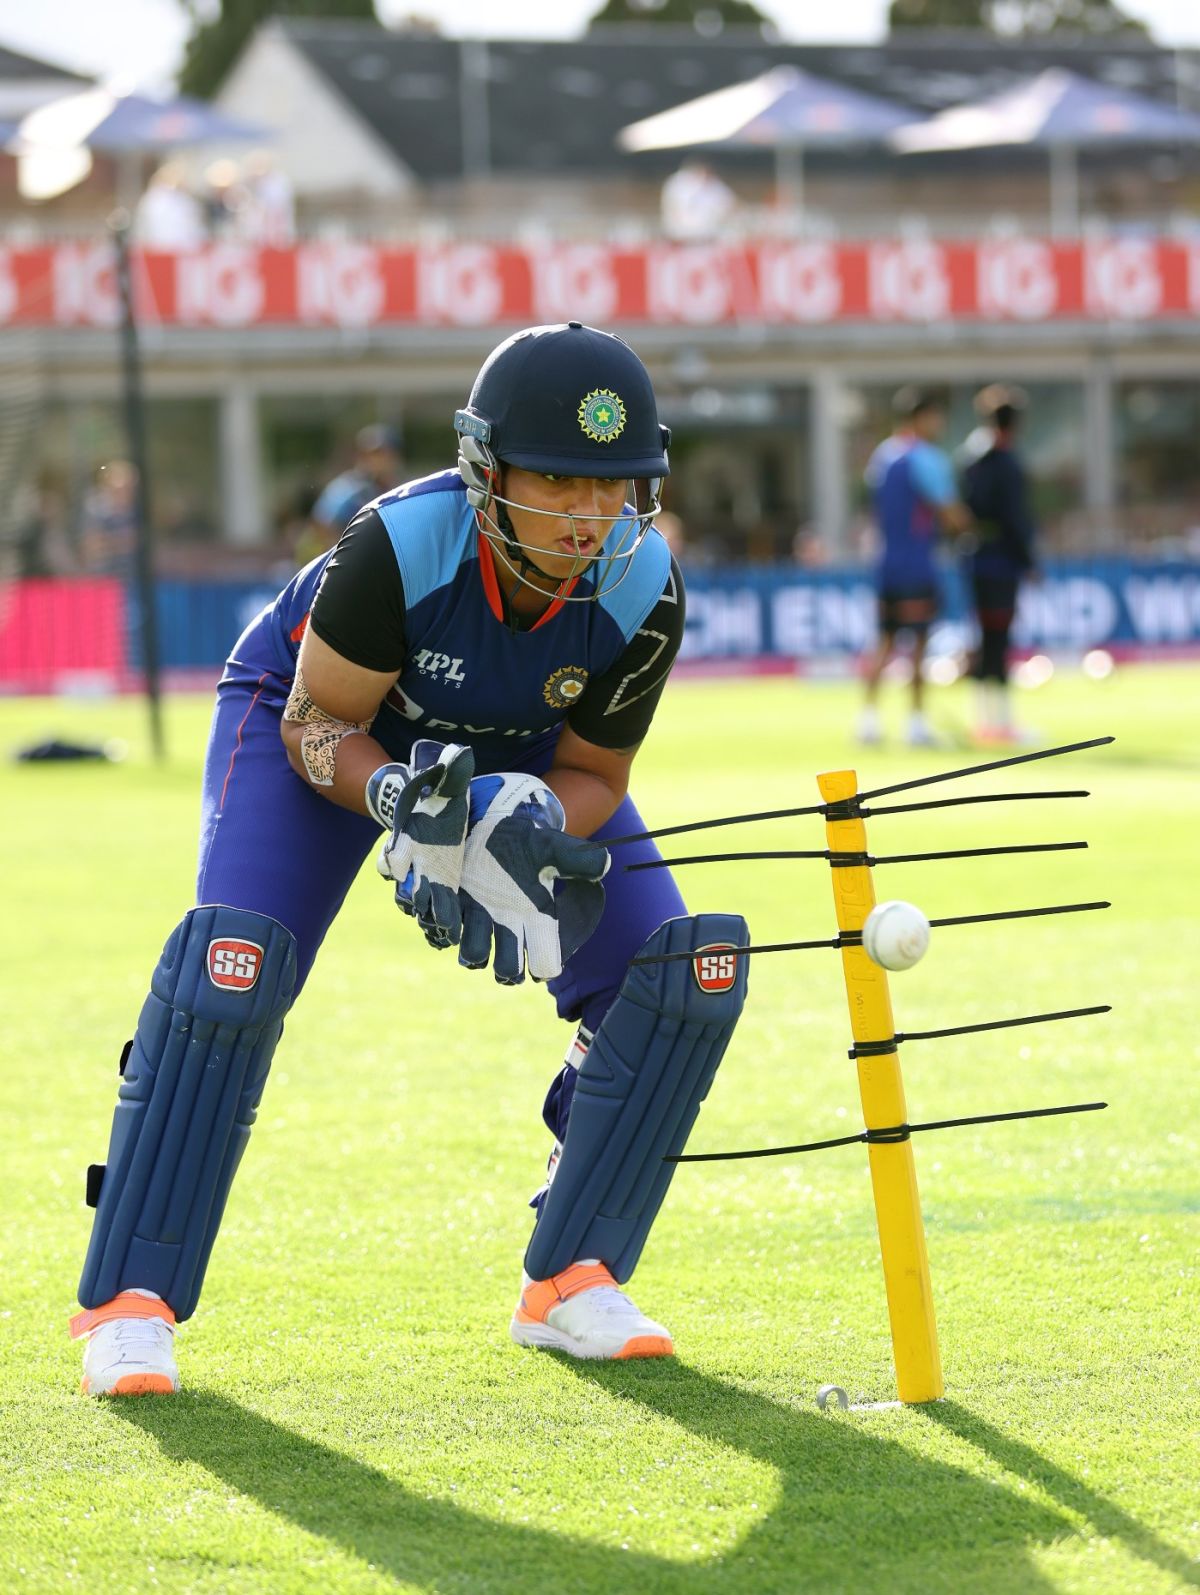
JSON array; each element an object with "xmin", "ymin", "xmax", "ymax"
[{"xmin": 454, "ymin": 322, "xmax": 670, "ymax": 479}]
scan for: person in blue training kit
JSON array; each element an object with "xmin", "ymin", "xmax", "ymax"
[
  {"xmin": 957, "ymin": 384, "xmax": 1039, "ymax": 744},
  {"xmin": 858, "ymin": 387, "xmax": 969, "ymax": 747},
  {"xmin": 307, "ymin": 422, "xmax": 404, "ymax": 551},
  {"xmin": 69, "ymin": 323, "xmax": 749, "ymax": 1395}
]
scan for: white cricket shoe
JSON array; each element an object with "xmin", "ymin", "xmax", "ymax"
[
  {"xmin": 70, "ymin": 1289, "xmax": 179, "ymax": 1396},
  {"xmin": 511, "ymin": 1260, "xmax": 674, "ymax": 1360},
  {"xmin": 906, "ymin": 711, "xmax": 942, "ymax": 748},
  {"xmin": 856, "ymin": 706, "xmax": 883, "ymax": 746}
]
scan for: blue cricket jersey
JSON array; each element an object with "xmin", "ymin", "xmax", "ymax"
[
  {"xmin": 865, "ymin": 434, "xmax": 956, "ymax": 592},
  {"xmin": 221, "ymin": 470, "xmax": 682, "ymax": 775}
]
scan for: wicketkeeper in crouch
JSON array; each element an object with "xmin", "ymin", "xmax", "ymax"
[{"xmin": 71, "ymin": 322, "xmax": 749, "ymax": 1395}]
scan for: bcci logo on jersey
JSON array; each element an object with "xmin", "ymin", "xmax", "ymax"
[
  {"xmin": 543, "ymin": 665, "xmax": 589, "ymax": 709},
  {"xmin": 577, "ymin": 389, "xmax": 626, "ymax": 444},
  {"xmin": 692, "ymin": 945, "xmax": 739, "ymax": 994}
]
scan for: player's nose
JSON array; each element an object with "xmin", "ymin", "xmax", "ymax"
[{"xmin": 567, "ymin": 480, "xmax": 617, "ymax": 524}]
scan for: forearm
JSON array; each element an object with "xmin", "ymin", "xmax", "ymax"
[
  {"xmin": 543, "ymin": 765, "xmax": 627, "ymax": 839},
  {"xmin": 281, "ymin": 718, "xmax": 390, "ymax": 818}
]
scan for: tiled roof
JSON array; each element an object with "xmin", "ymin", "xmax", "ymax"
[
  {"xmin": 279, "ymin": 22, "xmax": 1197, "ymax": 181},
  {"xmin": 0, "ymin": 43, "xmax": 91, "ymax": 83}
]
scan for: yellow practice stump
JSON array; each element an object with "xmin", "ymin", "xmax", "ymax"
[{"xmin": 818, "ymin": 769, "xmax": 943, "ymax": 1405}]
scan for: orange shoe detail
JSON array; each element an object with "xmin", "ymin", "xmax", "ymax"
[
  {"xmin": 515, "ymin": 1261, "xmax": 618, "ymax": 1325},
  {"xmin": 81, "ymin": 1371, "xmax": 176, "ymax": 1397},
  {"xmin": 70, "ymin": 1293, "xmax": 176, "ymax": 1340},
  {"xmin": 612, "ymin": 1334, "xmax": 675, "ymax": 1360}
]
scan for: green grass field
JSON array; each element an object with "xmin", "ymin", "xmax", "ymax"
[{"xmin": 1, "ymin": 668, "xmax": 1197, "ymax": 1595}]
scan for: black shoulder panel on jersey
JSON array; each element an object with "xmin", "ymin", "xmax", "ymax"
[
  {"xmin": 567, "ymin": 555, "xmax": 685, "ymax": 749},
  {"xmin": 308, "ymin": 508, "xmax": 408, "ymax": 674}
]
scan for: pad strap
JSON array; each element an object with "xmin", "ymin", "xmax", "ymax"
[
  {"xmin": 70, "ymin": 1292, "xmax": 175, "ymax": 1340},
  {"xmin": 516, "ymin": 1262, "xmax": 616, "ymax": 1321}
]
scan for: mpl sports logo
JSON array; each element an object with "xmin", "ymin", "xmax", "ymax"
[
  {"xmin": 207, "ymin": 939, "xmax": 264, "ymax": 992},
  {"xmin": 692, "ymin": 944, "xmax": 739, "ymax": 994}
]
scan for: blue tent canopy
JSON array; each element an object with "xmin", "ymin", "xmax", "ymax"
[
  {"xmin": 892, "ymin": 68, "xmax": 1200, "ymax": 233},
  {"xmin": 619, "ymin": 65, "xmax": 911, "ymax": 222}
]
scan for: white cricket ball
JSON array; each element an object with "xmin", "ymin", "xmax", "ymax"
[{"xmin": 862, "ymin": 900, "xmax": 931, "ymax": 972}]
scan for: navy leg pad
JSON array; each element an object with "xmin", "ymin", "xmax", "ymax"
[
  {"xmin": 78, "ymin": 905, "xmax": 296, "ymax": 1322},
  {"xmin": 524, "ymin": 913, "xmax": 749, "ymax": 1284}
]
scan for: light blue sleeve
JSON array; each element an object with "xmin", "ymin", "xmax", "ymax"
[
  {"xmin": 312, "ymin": 477, "xmax": 346, "ymax": 526},
  {"xmin": 908, "ymin": 443, "xmax": 956, "ymax": 507}
]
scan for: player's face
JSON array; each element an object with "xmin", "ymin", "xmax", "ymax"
[
  {"xmin": 499, "ymin": 466, "xmax": 629, "ymax": 584},
  {"xmin": 914, "ymin": 407, "xmax": 947, "ymax": 443}
]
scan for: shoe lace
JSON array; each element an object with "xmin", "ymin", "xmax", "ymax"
[
  {"xmin": 578, "ymin": 1285, "xmax": 640, "ymax": 1318},
  {"xmin": 110, "ymin": 1317, "xmax": 174, "ymax": 1353}
]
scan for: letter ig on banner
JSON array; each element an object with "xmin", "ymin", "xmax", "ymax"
[{"xmin": 531, "ymin": 245, "xmax": 618, "ymax": 324}]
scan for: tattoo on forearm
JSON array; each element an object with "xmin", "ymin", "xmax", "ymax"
[{"xmin": 284, "ymin": 667, "xmax": 371, "ymax": 788}]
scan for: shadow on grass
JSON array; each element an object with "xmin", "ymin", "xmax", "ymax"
[
  {"xmin": 926, "ymin": 1400, "xmax": 1199, "ymax": 1589},
  {"xmin": 102, "ymin": 1357, "xmax": 1178, "ymax": 1595}
]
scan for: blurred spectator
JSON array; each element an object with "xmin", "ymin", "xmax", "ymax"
[
  {"xmin": 80, "ymin": 460, "xmax": 139, "ymax": 579},
  {"xmin": 857, "ymin": 386, "xmax": 969, "ymax": 747},
  {"xmin": 241, "ymin": 150, "xmax": 295, "ymax": 245},
  {"xmin": 135, "ymin": 162, "xmax": 206, "ymax": 249},
  {"xmin": 958, "ymin": 384, "xmax": 1039, "ymax": 744},
  {"xmin": 13, "ymin": 478, "xmax": 72, "ymax": 577},
  {"xmin": 653, "ymin": 509, "xmax": 685, "ymax": 560},
  {"xmin": 661, "ymin": 159, "xmax": 737, "ymax": 241},
  {"xmin": 792, "ymin": 526, "xmax": 829, "ymax": 568},
  {"xmin": 298, "ymin": 423, "xmax": 405, "ymax": 564},
  {"xmin": 202, "ymin": 159, "xmax": 248, "ymax": 238}
]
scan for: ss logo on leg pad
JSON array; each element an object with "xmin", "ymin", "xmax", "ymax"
[
  {"xmin": 207, "ymin": 939, "xmax": 264, "ymax": 991},
  {"xmin": 692, "ymin": 945, "xmax": 738, "ymax": 993}
]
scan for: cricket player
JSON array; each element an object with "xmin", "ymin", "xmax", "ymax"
[
  {"xmin": 958, "ymin": 385, "xmax": 1038, "ymax": 743},
  {"xmin": 70, "ymin": 323, "xmax": 749, "ymax": 1395},
  {"xmin": 858, "ymin": 387, "xmax": 969, "ymax": 747}
]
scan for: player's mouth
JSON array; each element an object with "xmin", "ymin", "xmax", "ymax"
[{"xmin": 559, "ymin": 534, "xmax": 596, "ymax": 555}]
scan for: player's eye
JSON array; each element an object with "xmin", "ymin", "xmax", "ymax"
[{"xmin": 543, "ymin": 474, "xmax": 564, "ymax": 483}]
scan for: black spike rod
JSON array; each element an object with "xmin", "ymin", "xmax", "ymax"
[
  {"xmin": 847, "ymin": 1003, "xmax": 1112, "ymax": 1056},
  {"xmin": 630, "ymin": 901, "xmax": 1111, "ymax": 966},
  {"xmin": 856, "ymin": 735, "xmax": 1114, "ymax": 803},
  {"xmin": 668, "ymin": 1101, "xmax": 1109, "ymax": 1164},
  {"xmin": 625, "ymin": 841, "xmax": 1088, "ymax": 872},
  {"xmin": 605, "ymin": 736, "xmax": 1112, "ymax": 849}
]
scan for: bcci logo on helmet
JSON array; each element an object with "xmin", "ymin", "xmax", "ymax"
[
  {"xmin": 692, "ymin": 944, "xmax": 739, "ymax": 994},
  {"xmin": 543, "ymin": 665, "xmax": 589, "ymax": 709},
  {"xmin": 577, "ymin": 388, "xmax": 626, "ymax": 444},
  {"xmin": 207, "ymin": 939, "xmax": 264, "ymax": 991}
]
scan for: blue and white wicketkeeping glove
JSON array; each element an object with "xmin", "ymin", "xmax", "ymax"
[
  {"xmin": 458, "ymin": 773, "xmax": 610, "ymax": 985},
  {"xmin": 366, "ymin": 740, "xmax": 475, "ymax": 949}
]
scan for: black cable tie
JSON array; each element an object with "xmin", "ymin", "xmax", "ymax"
[
  {"xmin": 624, "ymin": 850, "xmax": 829, "ymax": 873},
  {"xmin": 668, "ymin": 1101, "xmax": 1108, "ymax": 1163},
  {"xmin": 822, "ymin": 796, "xmax": 863, "ymax": 822},
  {"xmin": 896, "ymin": 1004, "xmax": 1111, "ymax": 1047},
  {"xmin": 631, "ymin": 907, "xmax": 1105, "ymax": 968},
  {"xmin": 627, "ymin": 840, "xmax": 1087, "ymax": 874},
  {"xmin": 856, "ymin": 736, "xmax": 1114, "ymax": 803},
  {"xmin": 607, "ymin": 768, "xmax": 1102, "ymax": 850},
  {"xmin": 864, "ymin": 789, "xmax": 1089, "ymax": 818},
  {"xmin": 847, "ymin": 1037, "xmax": 899, "ymax": 1058},
  {"xmin": 632, "ymin": 930, "xmax": 867, "ymax": 967},
  {"xmin": 606, "ymin": 801, "xmax": 828, "ymax": 848},
  {"xmin": 928, "ymin": 900, "xmax": 1109, "ymax": 930},
  {"xmin": 875, "ymin": 841, "xmax": 1087, "ymax": 866}
]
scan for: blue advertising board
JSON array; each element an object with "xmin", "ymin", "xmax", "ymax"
[{"xmin": 145, "ymin": 556, "xmax": 1200, "ymax": 680}]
